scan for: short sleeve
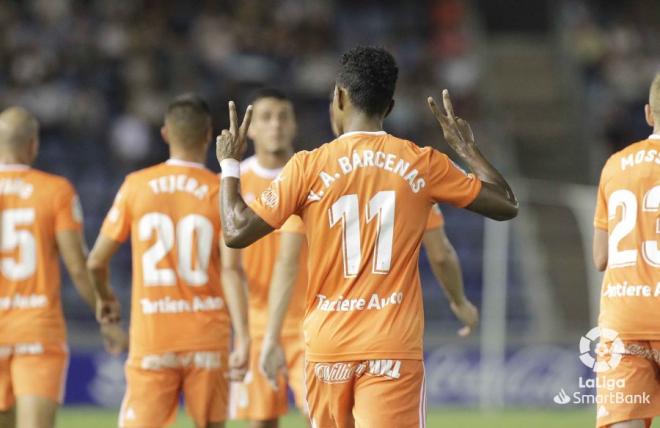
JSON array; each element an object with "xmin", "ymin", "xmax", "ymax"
[
  {"xmin": 249, "ymin": 153, "xmax": 308, "ymax": 229},
  {"xmin": 280, "ymin": 215, "xmax": 305, "ymax": 234},
  {"xmin": 54, "ymin": 180, "xmax": 83, "ymax": 232},
  {"xmin": 101, "ymin": 180, "xmax": 132, "ymax": 243},
  {"xmin": 425, "ymin": 205, "xmax": 445, "ymax": 231},
  {"xmin": 594, "ymin": 171, "xmax": 608, "ymax": 230},
  {"xmin": 427, "ymin": 149, "xmax": 482, "ymax": 208}
]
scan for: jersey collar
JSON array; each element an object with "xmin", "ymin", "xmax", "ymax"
[
  {"xmin": 244, "ymin": 156, "xmax": 282, "ymax": 179},
  {"xmin": 166, "ymin": 159, "xmax": 206, "ymax": 169},
  {"xmin": 0, "ymin": 163, "xmax": 30, "ymax": 171},
  {"xmin": 338, "ymin": 130, "xmax": 387, "ymax": 139}
]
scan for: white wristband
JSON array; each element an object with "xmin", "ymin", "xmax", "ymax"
[{"xmin": 220, "ymin": 159, "xmax": 240, "ymax": 178}]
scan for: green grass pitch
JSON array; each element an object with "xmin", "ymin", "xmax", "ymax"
[{"xmin": 56, "ymin": 406, "xmax": 614, "ymax": 427}]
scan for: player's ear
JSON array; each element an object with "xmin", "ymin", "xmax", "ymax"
[
  {"xmin": 383, "ymin": 99, "xmax": 395, "ymax": 118},
  {"xmin": 645, "ymin": 104, "xmax": 655, "ymax": 128},
  {"xmin": 336, "ymin": 86, "xmax": 346, "ymax": 111},
  {"xmin": 160, "ymin": 126, "xmax": 170, "ymax": 146}
]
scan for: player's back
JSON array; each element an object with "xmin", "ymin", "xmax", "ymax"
[
  {"xmin": 263, "ymin": 131, "xmax": 480, "ymax": 361},
  {"xmin": 595, "ymin": 135, "xmax": 660, "ymax": 338},
  {"xmin": 101, "ymin": 160, "xmax": 229, "ymax": 355},
  {"xmin": 0, "ymin": 165, "xmax": 82, "ymax": 344}
]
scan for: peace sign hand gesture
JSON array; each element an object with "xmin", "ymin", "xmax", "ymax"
[
  {"xmin": 216, "ymin": 101, "xmax": 253, "ymax": 162},
  {"xmin": 427, "ymin": 90, "xmax": 477, "ymax": 159}
]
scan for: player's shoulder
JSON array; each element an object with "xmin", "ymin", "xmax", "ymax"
[
  {"xmin": 601, "ymin": 138, "xmax": 658, "ymax": 178},
  {"xmin": 28, "ymin": 169, "xmax": 76, "ymax": 192},
  {"xmin": 385, "ymin": 133, "xmax": 439, "ymax": 158}
]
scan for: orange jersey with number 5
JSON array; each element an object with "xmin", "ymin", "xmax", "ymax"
[
  {"xmin": 0, "ymin": 165, "xmax": 82, "ymax": 344},
  {"xmin": 594, "ymin": 134, "xmax": 660, "ymax": 339},
  {"xmin": 101, "ymin": 160, "xmax": 229, "ymax": 355},
  {"xmin": 249, "ymin": 131, "xmax": 481, "ymax": 362}
]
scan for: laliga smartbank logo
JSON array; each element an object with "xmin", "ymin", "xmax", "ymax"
[
  {"xmin": 552, "ymin": 327, "xmax": 650, "ymax": 413},
  {"xmin": 578, "ymin": 327, "xmax": 624, "ymax": 373}
]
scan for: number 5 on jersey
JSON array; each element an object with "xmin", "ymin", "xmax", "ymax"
[{"xmin": 139, "ymin": 213, "xmax": 213, "ymax": 286}]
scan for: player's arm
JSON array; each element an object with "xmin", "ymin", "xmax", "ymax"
[
  {"xmin": 220, "ymin": 240, "xmax": 250, "ymax": 381},
  {"xmin": 56, "ymin": 230, "xmax": 96, "ymax": 310},
  {"xmin": 422, "ymin": 226, "xmax": 478, "ymax": 336},
  {"xmin": 87, "ymin": 236, "xmax": 122, "ymax": 323},
  {"xmin": 427, "ymin": 90, "xmax": 518, "ymax": 221},
  {"xmin": 260, "ymin": 231, "xmax": 304, "ymax": 389},
  {"xmin": 593, "ymin": 228, "xmax": 608, "ymax": 271},
  {"xmin": 216, "ymin": 101, "xmax": 274, "ymax": 248}
]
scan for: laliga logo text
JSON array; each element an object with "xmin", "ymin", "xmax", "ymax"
[{"xmin": 578, "ymin": 327, "xmax": 624, "ymax": 372}]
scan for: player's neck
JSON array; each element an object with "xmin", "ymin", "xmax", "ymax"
[
  {"xmin": 168, "ymin": 150, "xmax": 206, "ymax": 165},
  {"xmin": 0, "ymin": 153, "xmax": 30, "ymax": 166},
  {"xmin": 341, "ymin": 114, "xmax": 383, "ymax": 135},
  {"xmin": 255, "ymin": 149, "xmax": 291, "ymax": 170}
]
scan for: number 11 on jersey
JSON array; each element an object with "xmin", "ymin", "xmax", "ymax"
[{"xmin": 328, "ymin": 191, "xmax": 395, "ymax": 277}]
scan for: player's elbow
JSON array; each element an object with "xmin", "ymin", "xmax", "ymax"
[
  {"xmin": 593, "ymin": 253, "xmax": 608, "ymax": 272},
  {"xmin": 223, "ymin": 233, "xmax": 250, "ymax": 249},
  {"xmin": 86, "ymin": 253, "xmax": 107, "ymax": 273},
  {"xmin": 488, "ymin": 203, "xmax": 519, "ymax": 221}
]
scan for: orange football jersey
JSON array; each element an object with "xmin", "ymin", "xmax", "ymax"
[
  {"xmin": 101, "ymin": 159, "xmax": 229, "ymax": 355},
  {"xmin": 594, "ymin": 134, "xmax": 660, "ymax": 339},
  {"xmin": 239, "ymin": 156, "xmax": 308, "ymax": 338},
  {"xmin": 0, "ymin": 165, "xmax": 82, "ymax": 344},
  {"xmin": 249, "ymin": 131, "xmax": 482, "ymax": 361}
]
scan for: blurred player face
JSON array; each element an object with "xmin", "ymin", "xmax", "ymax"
[{"xmin": 247, "ymin": 97, "xmax": 296, "ymax": 155}]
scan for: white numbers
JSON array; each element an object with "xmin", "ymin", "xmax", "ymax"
[
  {"xmin": 607, "ymin": 186, "xmax": 660, "ymax": 269},
  {"xmin": 608, "ymin": 190, "xmax": 638, "ymax": 268},
  {"xmin": 1, "ymin": 209, "xmax": 36, "ymax": 281},
  {"xmin": 329, "ymin": 192, "xmax": 396, "ymax": 277},
  {"xmin": 177, "ymin": 215, "xmax": 213, "ymax": 285},
  {"xmin": 328, "ymin": 195, "xmax": 361, "ymax": 277},
  {"xmin": 366, "ymin": 191, "xmax": 395, "ymax": 273},
  {"xmin": 139, "ymin": 213, "xmax": 214, "ymax": 286},
  {"xmin": 642, "ymin": 186, "xmax": 660, "ymax": 267}
]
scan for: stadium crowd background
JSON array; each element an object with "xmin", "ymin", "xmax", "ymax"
[{"xmin": 0, "ymin": 0, "xmax": 657, "ymax": 364}]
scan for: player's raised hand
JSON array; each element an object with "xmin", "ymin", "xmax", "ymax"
[
  {"xmin": 259, "ymin": 338, "xmax": 287, "ymax": 391},
  {"xmin": 216, "ymin": 101, "xmax": 253, "ymax": 162},
  {"xmin": 450, "ymin": 298, "xmax": 479, "ymax": 337},
  {"xmin": 96, "ymin": 295, "xmax": 121, "ymax": 324},
  {"xmin": 427, "ymin": 90, "xmax": 477, "ymax": 158},
  {"xmin": 226, "ymin": 337, "xmax": 250, "ymax": 382},
  {"xmin": 100, "ymin": 323, "xmax": 128, "ymax": 355}
]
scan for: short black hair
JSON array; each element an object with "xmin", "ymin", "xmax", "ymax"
[
  {"xmin": 165, "ymin": 93, "xmax": 211, "ymax": 146},
  {"xmin": 337, "ymin": 46, "xmax": 398, "ymax": 116},
  {"xmin": 166, "ymin": 93, "xmax": 211, "ymax": 116},
  {"xmin": 250, "ymin": 87, "xmax": 291, "ymax": 104}
]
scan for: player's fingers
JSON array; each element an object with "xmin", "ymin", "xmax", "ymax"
[
  {"xmin": 442, "ymin": 89, "xmax": 456, "ymax": 120},
  {"xmin": 458, "ymin": 326, "xmax": 471, "ymax": 337},
  {"xmin": 427, "ymin": 97, "xmax": 446, "ymax": 122},
  {"xmin": 238, "ymin": 105, "xmax": 253, "ymax": 139},
  {"xmin": 228, "ymin": 101, "xmax": 238, "ymax": 135}
]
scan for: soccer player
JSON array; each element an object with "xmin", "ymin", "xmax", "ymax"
[
  {"xmin": 592, "ymin": 74, "xmax": 660, "ymax": 428},
  {"xmin": 259, "ymin": 205, "xmax": 478, "ymax": 395},
  {"xmin": 224, "ymin": 89, "xmax": 308, "ymax": 428},
  {"xmin": 87, "ymin": 94, "xmax": 250, "ymax": 428},
  {"xmin": 0, "ymin": 107, "xmax": 124, "ymax": 428},
  {"xmin": 216, "ymin": 46, "xmax": 517, "ymax": 427}
]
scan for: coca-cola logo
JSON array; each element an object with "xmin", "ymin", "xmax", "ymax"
[{"xmin": 314, "ymin": 362, "xmax": 365, "ymax": 384}]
